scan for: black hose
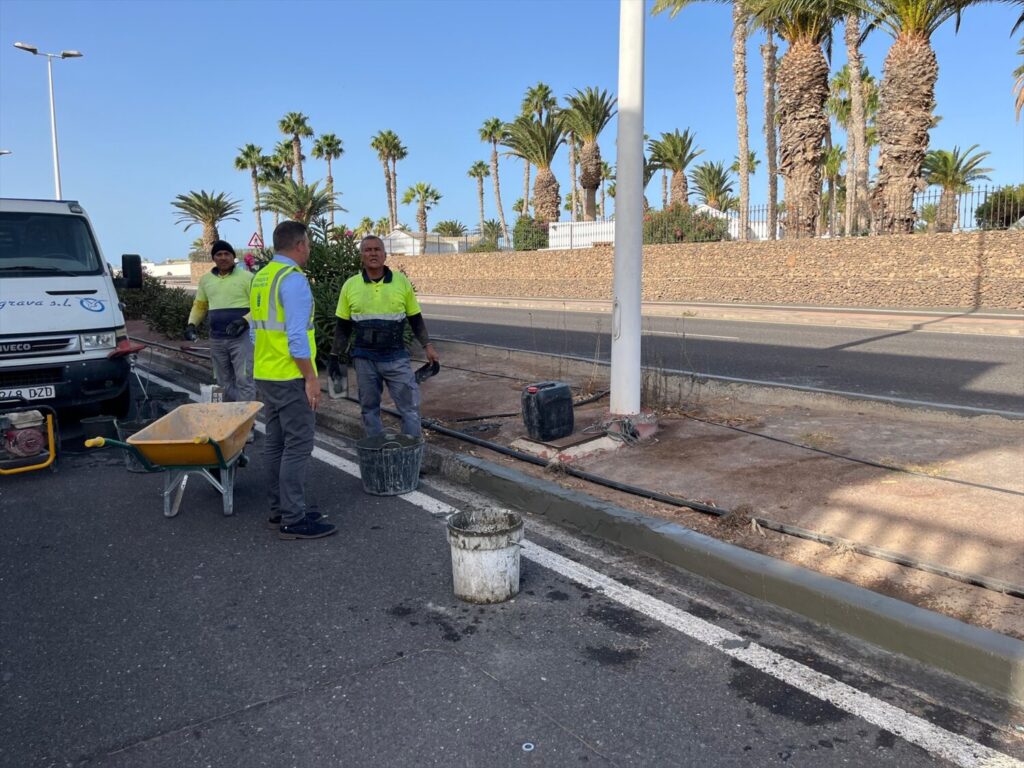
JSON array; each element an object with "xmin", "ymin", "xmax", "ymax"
[{"xmin": 387, "ymin": 406, "xmax": 1021, "ymax": 599}]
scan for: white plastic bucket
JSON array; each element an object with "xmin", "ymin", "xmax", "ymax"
[{"xmin": 446, "ymin": 510, "xmax": 524, "ymax": 604}]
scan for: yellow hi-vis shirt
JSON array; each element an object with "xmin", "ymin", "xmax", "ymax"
[{"xmin": 249, "ymin": 261, "xmax": 317, "ymax": 381}]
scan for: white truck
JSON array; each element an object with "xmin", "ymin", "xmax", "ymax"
[{"xmin": 0, "ymin": 198, "xmax": 142, "ymax": 416}]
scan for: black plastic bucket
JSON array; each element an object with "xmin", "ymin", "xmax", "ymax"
[
  {"xmin": 81, "ymin": 415, "xmax": 118, "ymax": 442},
  {"xmin": 355, "ymin": 432, "xmax": 423, "ymax": 496}
]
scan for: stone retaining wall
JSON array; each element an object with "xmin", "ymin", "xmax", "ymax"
[{"xmin": 395, "ymin": 230, "xmax": 1024, "ymax": 310}]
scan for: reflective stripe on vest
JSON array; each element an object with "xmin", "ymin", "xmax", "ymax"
[{"xmin": 250, "ymin": 262, "xmax": 317, "ymax": 381}]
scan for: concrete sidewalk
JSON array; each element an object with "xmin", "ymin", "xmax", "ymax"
[
  {"xmin": 418, "ymin": 295, "xmax": 1024, "ymax": 337},
  {"xmin": 130, "ymin": 332, "xmax": 1024, "ymax": 702}
]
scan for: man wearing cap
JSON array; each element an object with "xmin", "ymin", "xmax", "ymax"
[
  {"xmin": 328, "ymin": 235, "xmax": 438, "ymax": 437},
  {"xmin": 185, "ymin": 240, "xmax": 256, "ymax": 403}
]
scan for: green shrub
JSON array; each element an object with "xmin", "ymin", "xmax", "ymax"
[
  {"xmin": 513, "ymin": 216, "xmax": 549, "ymax": 250},
  {"xmin": 468, "ymin": 239, "xmax": 499, "ymax": 253},
  {"xmin": 117, "ymin": 273, "xmax": 167, "ymax": 321},
  {"xmin": 144, "ymin": 286, "xmax": 196, "ymax": 339},
  {"xmin": 975, "ymin": 185, "xmax": 1024, "ymax": 230},
  {"xmin": 642, "ymin": 204, "xmax": 730, "ymax": 244}
]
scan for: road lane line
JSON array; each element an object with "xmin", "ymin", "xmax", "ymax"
[
  {"xmin": 644, "ymin": 330, "xmax": 740, "ymax": 340},
  {"xmin": 135, "ymin": 367, "xmax": 1022, "ymax": 767}
]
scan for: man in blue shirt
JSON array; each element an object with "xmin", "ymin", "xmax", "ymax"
[{"xmin": 250, "ymin": 221, "xmax": 335, "ymax": 540}]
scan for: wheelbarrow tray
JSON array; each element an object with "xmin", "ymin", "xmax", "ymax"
[{"xmin": 127, "ymin": 401, "xmax": 262, "ymax": 468}]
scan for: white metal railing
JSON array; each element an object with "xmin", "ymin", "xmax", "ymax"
[{"xmin": 547, "ymin": 220, "xmax": 616, "ymax": 249}]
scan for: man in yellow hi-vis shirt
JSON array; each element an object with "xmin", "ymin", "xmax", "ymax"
[
  {"xmin": 185, "ymin": 240, "xmax": 256, "ymax": 403},
  {"xmin": 250, "ymin": 221, "xmax": 336, "ymax": 541}
]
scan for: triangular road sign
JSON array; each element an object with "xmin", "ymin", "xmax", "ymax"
[{"xmin": 248, "ymin": 232, "xmax": 264, "ymax": 249}]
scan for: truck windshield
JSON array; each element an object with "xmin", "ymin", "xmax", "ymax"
[{"xmin": 0, "ymin": 212, "xmax": 103, "ymax": 276}]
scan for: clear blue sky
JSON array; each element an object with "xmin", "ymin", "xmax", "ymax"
[{"xmin": 1, "ymin": 0, "xmax": 1020, "ymax": 263}]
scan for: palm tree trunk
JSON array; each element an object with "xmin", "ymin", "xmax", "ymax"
[
  {"xmin": 292, "ymin": 136, "xmax": 304, "ymax": 186},
  {"xmin": 490, "ymin": 143, "xmax": 510, "ymax": 243},
  {"xmin": 777, "ymin": 38, "xmax": 829, "ymax": 238},
  {"xmin": 522, "ymin": 160, "xmax": 530, "ymax": 219},
  {"xmin": 732, "ymin": 1, "xmax": 750, "ymax": 241},
  {"xmin": 844, "ymin": 14, "xmax": 868, "ymax": 236},
  {"xmin": 600, "ymin": 183, "xmax": 606, "ymax": 219},
  {"xmin": 670, "ymin": 170, "xmax": 688, "ymax": 207},
  {"xmin": 477, "ymin": 177, "xmax": 485, "ymax": 235},
  {"xmin": 327, "ymin": 159, "xmax": 335, "ymax": 228},
  {"xmin": 533, "ymin": 166, "xmax": 560, "ymax": 224},
  {"xmin": 763, "ymin": 30, "xmax": 779, "ymax": 240},
  {"xmin": 580, "ymin": 141, "xmax": 602, "ymax": 221},
  {"xmin": 568, "ymin": 133, "xmax": 578, "ymax": 222},
  {"xmin": 872, "ymin": 34, "xmax": 938, "ymax": 234},
  {"xmin": 935, "ymin": 189, "xmax": 957, "ymax": 233},
  {"xmin": 380, "ymin": 160, "xmax": 393, "ymax": 230},
  {"xmin": 661, "ymin": 170, "xmax": 668, "ymax": 210},
  {"xmin": 417, "ymin": 202, "xmax": 427, "ymax": 254},
  {"xmin": 391, "ymin": 158, "xmax": 400, "ymax": 229},
  {"xmin": 202, "ymin": 223, "xmax": 218, "ymax": 256},
  {"xmin": 250, "ymin": 169, "xmax": 264, "ymax": 247}
]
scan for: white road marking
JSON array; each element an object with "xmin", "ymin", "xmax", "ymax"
[
  {"xmin": 645, "ymin": 330, "xmax": 740, "ymax": 340},
  {"xmin": 135, "ymin": 366, "xmax": 1022, "ymax": 767}
]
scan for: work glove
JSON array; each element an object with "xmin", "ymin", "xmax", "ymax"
[
  {"xmin": 225, "ymin": 317, "xmax": 249, "ymax": 338},
  {"xmin": 327, "ymin": 354, "xmax": 348, "ymax": 399},
  {"xmin": 184, "ymin": 324, "xmax": 198, "ymax": 342}
]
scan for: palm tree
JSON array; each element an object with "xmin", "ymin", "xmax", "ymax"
[
  {"xmin": 311, "ymin": 133, "xmax": 344, "ymax": 228},
  {"xmin": 479, "ymin": 118, "xmax": 511, "ymax": 241},
  {"xmin": 171, "ymin": 190, "xmax": 241, "ymax": 255},
  {"xmin": 749, "ymin": 0, "xmax": 851, "ymax": 238},
  {"xmin": 562, "ymin": 87, "xmax": 618, "ymax": 221},
  {"xmin": 389, "ymin": 136, "xmax": 408, "ymax": 230},
  {"xmin": 370, "ymin": 130, "xmax": 396, "ymax": 228},
  {"xmin": 354, "ymin": 216, "xmax": 375, "ymax": 238},
  {"xmin": 373, "ymin": 216, "xmax": 391, "ymax": 236},
  {"xmin": 599, "ymin": 161, "xmax": 614, "ymax": 219},
  {"xmin": 401, "ymin": 182, "xmax": 442, "ymax": 251},
  {"xmin": 821, "ymin": 144, "xmax": 846, "ymax": 235},
  {"xmin": 258, "ymin": 158, "xmax": 287, "ymax": 228},
  {"xmin": 278, "ymin": 112, "xmax": 314, "ymax": 186},
  {"xmin": 762, "ymin": 24, "xmax": 780, "ymax": 239},
  {"xmin": 1014, "ymin": 38, "xmax": 1024, "ymax": 120},
  {"xmin": 467, "ymin": 160, "xmax": 490, "ymax": 235},
  {"xmin": 921, "ymin": 144, "xmax": 992, "ymax": 232},
  {"xmin": 502, "ymin": 114, "xmax": 565, "ymax": 224},
  {"xmin": 261, "ymin": 179, "xmax": 339, "ymax": 225},
  {"xmin": 433, "ymin": 220, "xmax": 468, "ymax": 236},
  {"xmin": 518, "ymin": 83, "xmax": 558, "ymax": 219},
  {"xmin": 731, "ymin": 150, "xmax": 760, "ymax": 176},
  {"xmin": 648, "ymin": 129, "xmax": 703, "ymax": 206},
  {"xmin": 654, "ymin": 0, "xmax": 752, "ymax": 236},
  {"xmin": 690, "ymin": 161, "xmax": 736, "ymax": 211},
  {"xmin": 566, "ymin": 127, "xmax": 579, "ymax": 221},
  {"xmin": 829, "ymin": 62, "xmax": 877, "ymax": 234},
  {"xmin": 867, "ymin": 0, "xmax": 992, "ymax": 233},
  {"xmin": 273, "ymin": 140, "xmax": 296, "ymax": 181},
  {"xmin": 234, "ymin": 144, "xmax": 266, "ymax": 247},
  {"xmin": 481, "ymin": 219, "xmax": 503, "ymax": 244}
]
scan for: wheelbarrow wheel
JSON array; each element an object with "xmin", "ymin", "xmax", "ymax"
[{"xmin": 237, "ymin": 452, "xmax": 249, "ymax": 468}]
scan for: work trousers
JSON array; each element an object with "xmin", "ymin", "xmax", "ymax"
[
  {"xmin": 258, "ymin": 378, "xmax": 314, "ymax": 526},
  {"xmin": 210, "ymin": 335, "xmax": 256, "ymax": 403},
  {"xmin": 353, "ymin": 356, "xmax": 421, "ymax": 437}
]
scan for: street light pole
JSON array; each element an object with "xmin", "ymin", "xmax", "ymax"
[{"xmin": 14, "ymin": 42, "xmax": 83, "ymax": 200}]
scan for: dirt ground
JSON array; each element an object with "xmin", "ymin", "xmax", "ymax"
[{"xmin": 126, "ymin": 322, "xmax": 1024, "ymax": 640}]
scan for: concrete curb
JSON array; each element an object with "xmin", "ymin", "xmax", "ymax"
[{"xmin": 134, "ymin": 348, "xmax": 1024, "ymax": 705}]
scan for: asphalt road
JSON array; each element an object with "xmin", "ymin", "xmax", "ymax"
[
  {"xmin": 423, "ymin": 304, "xmax": 1024, "ymax": 415},
  {"xmin": 2, "ymin": 375, "xmax": 1021, "ymax": 767}
]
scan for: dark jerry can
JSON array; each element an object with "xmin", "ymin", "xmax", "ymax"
[{"xmin": 521, "ymin": 381, "xmax": 574, "ymax": 442}]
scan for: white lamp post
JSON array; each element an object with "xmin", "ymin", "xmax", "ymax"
[
  {"xmin": 14, "ymin": 42, "xmax": 83, "ymax": 200},
  {"xmin": 609, "ymin": 0, "xmax": 645, "ymax": 418}
]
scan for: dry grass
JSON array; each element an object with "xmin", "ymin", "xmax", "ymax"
[{"xmin": 797, "ymin": 430, "xmax": 838, "ymax": 449}]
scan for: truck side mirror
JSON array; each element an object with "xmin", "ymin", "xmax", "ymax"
[{"xmin": 121, "ymin": 254, "xmax": 143, "ymax": 290}]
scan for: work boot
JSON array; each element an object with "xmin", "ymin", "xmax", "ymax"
[
  {"xmin": 278, "ymin": 517, "xmax": 337, "ymax": 540},
  {"xmin": 267, "ymin": 510, "xmax": 324, "ymax": 530}
]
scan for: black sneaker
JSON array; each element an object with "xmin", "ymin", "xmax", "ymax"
[
  {"xmin": 278, "ymin": 518, "xmax": 337, "ymax": 540},
  {"xmin": 267, "ymin": 510, "xmax": 324, "ymax": 530}
]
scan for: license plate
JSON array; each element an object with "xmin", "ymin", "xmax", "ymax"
[{"xmin": 0, "ymin": 385, "xmax": 56, "ymax": 401}]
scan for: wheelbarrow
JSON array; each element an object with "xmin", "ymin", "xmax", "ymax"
[{"xmin": 85, "ymin": 401, "xmax": 262, "ymax": 518}]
